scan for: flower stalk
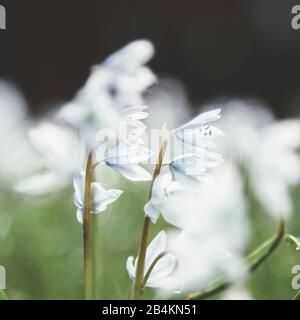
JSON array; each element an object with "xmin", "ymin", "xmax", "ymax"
[
  {"xmin": 133, "ymin": 137, "xmax": 169, "ymax": 300},
  {"xmin": 83, "ymin": 151, "xmax": 94, "ymax": 300}
]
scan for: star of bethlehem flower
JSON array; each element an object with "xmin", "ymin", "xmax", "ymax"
[
  {"xmin": 126, "ymin": 231, "xmax": 177, "ymax": 288},
  {"xmin": 73, "ymin": 172, "xmax": 123, "ymax": 224},
  {"xmin": 96, "ymin": 140, "xmax": 153, "ymax": 182}
]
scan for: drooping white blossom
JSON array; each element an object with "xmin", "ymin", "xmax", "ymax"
[
  {"xmin": 174, "ymin": 109, "xmax": 224, "ymax": 150},
  {"xmin": 73, "ymin": 172, "xmax": 123, "ymax": 224},
  {"xmin": 97, "ymin": 141, "xmax": 153, "ymax": 182},
  {"xmin": 126, "ymin": 231, "xmax": 177, "ymax": 288},
  {"xmin": 145, "ymin": 78, "xmax": 192, "ymax": 129}
]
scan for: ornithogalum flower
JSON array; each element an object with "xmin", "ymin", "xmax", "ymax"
[
  {"xmin": 73, "ymin": 172, "xmax": 123, "ymax": 223},
  {"xmin": 174, "ymin": 109, "xmax": 224, "ymax": 150},
  {"xmin": 169, "ymin": 152, "xmax": 223, "ymax": 189},
  {"xmin": 126, "ymin": 231, "xmax": 176, "ymax": 288},
  {"xmin": 170, "ymin": 109, "xmax": 224, "ymax": 188},
  {"xmin": 97, "ymin": 141, "xmax": 153, "ymax": 181}
]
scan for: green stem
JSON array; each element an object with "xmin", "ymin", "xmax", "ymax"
[
  {"xmin": 188, "ymin": 221, "xmax": 285, "ymax": 300},
  {"xmin": 91, "ymin": 214, "xmax": 97, "ymax": 299},
  {"xmin": 0, "ymin": 289, "xmax": 7, "ymax": 300},
  {"xmin": 249, "ymin": 221, "xmax": 284, "ymax": 272},
  {"xmin": 293, "ymin": 289, "xmax": 300, "ymax": 300},
  {"xmin": 142, "ymin": 252, "xmax": 165, "ymax": 288},
  {"xmin": 133, "ymin": 138, "xmax": 169, "ymax": 300},
  {"xmin": 83, "ymin": 151, "xmax": 94, "ymax": 300}
]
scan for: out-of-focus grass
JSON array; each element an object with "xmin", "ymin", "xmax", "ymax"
[{"xmin": 0, "ymin": 178, "xmax": 299, "ymax": 300}]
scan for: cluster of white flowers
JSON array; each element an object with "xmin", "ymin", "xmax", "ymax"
[
  {"xmin": 14, "ymin": 40, "xmax": 155, "ymax": 223},
  {"xmin": 1, "ymin": 40, "xmax": 300, "ymax": 300}
]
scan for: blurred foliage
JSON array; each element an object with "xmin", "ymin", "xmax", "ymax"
[{"xmin": 0, "ymin": 177, "xmax": 299, "ymax": 300}]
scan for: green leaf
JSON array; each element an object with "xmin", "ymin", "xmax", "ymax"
[{"xmin": 285, "ymin": 234, "xmax": 300, "ymax": 251}]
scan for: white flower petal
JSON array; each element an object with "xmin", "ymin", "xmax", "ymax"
[
  {"xmin": 76, "ymin": 208, "xmax": 84, "ymax": 224},
  {"xmin": 126, "ymin": 256, "xmax": 136, "ymax": 280},
  {"xmin": 176, "ymin": 125, "xmax": 224, "ymax": 148},
  {"xmin": 145, "ymin": 231, "xmax": 166, "ymax": 272},
  {"xmin": 144, "ymin": 201, "xmax": 160, "ymax": 224},
  {"xmin": 107, "ymin": 163, "xmax": 152, "ymax": 181},
  {"xmin": 104, "ymin": 40, "xmax": 155, "ymax": 70},
  {"xmin": 176, "ymin": 109, "xmax": 221, "ymax": 131},
  {"xmin": 73, "ymin": 172, "xmax": 85, "ymax": 206},
  {"xmin": 146, "ymin": 253, "xmax": 176, "ymax": 286},
  {"xmin": 92, "ymin": 186, "xmax": 123, "ymax": 212},
  {"xmin": 105, "ymin": 142, "xmax": 152, "ymax": 164}
]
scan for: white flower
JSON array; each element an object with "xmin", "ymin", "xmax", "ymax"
[
  {"xmin": 169, "ymin": 152, "xmax": 223, "ymax": 189},
  {"xmin": 144, "ymin": 169, "xmax": 184, "ymax": 224},
  {"xmin": 160, "ymin": 163, "xmax": 249, "ymax": 294},
  {"xmin": 73, "ymin": 172, "xmax": 123, "ymax": 224},
  {"xmin": 165, "ymin": 109, "xmax": 224, "ymax": 189},
  {"xmin": 126, "ymin": 231, "xmax": 177, "ymax": 288},
  {"xmin": 56, "ymin": 40, "xmax": 156, "ymax": 146},
  {"xmin": 120, "ymin": 106, "xmax": 149, "ymax": 145},
  {"xmin": 248, "ymin": 119, "xmax": 300, "ymax": 220},
  {"xmin": 97, "ymin": 141, "xmax": 153, "ymax": 182},
  {"xmin": 145, "ymin": 78, "xmax": 192, "ymax": 129},
  {"xmin": 174, "ymin": 109, "xmax": 224, "ymax": 150},
  {"xmin": 218, "ymin": 99, "xmax": 300, "ymax": 220},
  {"xmin": 15, "ymin": 122, "xmax": 86, "ymax": 195},
  {"xmin": 0, "ymin": 80, "xmax": 41, "ymax": 182}
]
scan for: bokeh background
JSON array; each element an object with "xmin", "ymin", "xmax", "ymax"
[{"xmin": 0, "ymin": 0, "xmax": 300, "ymax": 299}]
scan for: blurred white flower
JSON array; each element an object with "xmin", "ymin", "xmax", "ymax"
[
  {"xmin": 145, "ymin": 78, "xmax": 192, "ymax": 129},
  {"xmin": 0, "ymin": 80, "xmax": 40, "ymax": 182},
  {"xmin": 73, "ymin": 172, "xmax": 123, "ymax": 223},
  {"xmin": 15, "ymin": 122, "xmax": 86, "ymax": 195},
  {"xmin": 126, "ymin": 231, "xmax": 177, "ymax": 288},
  {"xmin": 218, "ymin": 99, "xmax": 300, "ymax": 220},
  {"xmin": 56, "ymin": 40, "xmax": 156, "ymax": 147},
  {"xmin": 158, "ymin": 163, "xmax": 249, "ymax": 295}
]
